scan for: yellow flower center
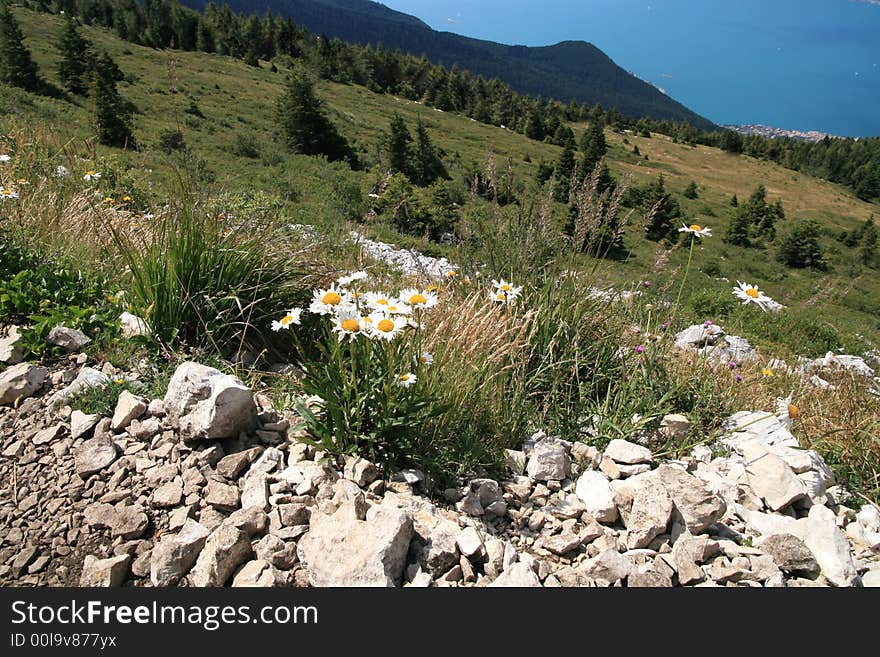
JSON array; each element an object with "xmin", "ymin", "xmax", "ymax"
[
  {"xmin": 419, "ymin": 355, "xmax": 428, "ymax": 363},
  {"xmin": 762, "ymin": 368, "xmax": 774, "ymax": 377},
  {"xmin": 400, "ymin": 374, "xmax": 411, "ymax": 382},
  {"xmin": 322, "ymin": 291, "xmax": 342, "ymax": 305},
  {"xmin": 495, "ymin": 293, "xmax": 506, "ymax": 301},
  {"xmin": 341, "ymin": 319, "xmax": 360, "ymax": 332},
  {"xmin": 377, "ymin": 319, "xmax": 395, "ymax": 333},
  {"xmin": 788, "ymin": 403, "xmax": 799, "ymax": 419},
  {"xmin": 746, "ymin": 288, "xmax": 760, "ymax": 298},
  {"xmin": 280, "ymin": 314, "xmax": 294, "ymax": 326},
  {"xmin": 690, "ymin": 224, "xmax": 702, "ymax": 232},
  {"xmin": 501, "ymin": 284, "xmax": 511, "ymax": 292},
  {"xmin": 376, "ymin": 298, "xmax": 389, "ymax": 306},
  {"xmin": 409, "ymin": 293, "xmax": 427, "ymax": 305},
  {"xmin": 447, "ymin": 271, "xmax": 457, "ymax": 278},
  {"xmin": 426, "ymin": 285, "xmax": 439, "ymax": 292}
]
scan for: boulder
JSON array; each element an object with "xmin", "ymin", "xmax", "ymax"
[
  {"xmin": 741, "ymin": 441, "xmax": 806, "ymax": 511},
  {"xmin": 47, "ymin": 325, "xmax": 91, "ymax": 352},
  {"xmin": 0, "ymin": 362, "xmax": 47, "ymax": 405},
  {"xmin": 758, "ymin": 533, "xmax": 819, "ymax": 577},
  {"xmin": 656, "ymin": 464, "xmax": 726, "ymax": 533},
  {"xmin": 297, "ymin": 503, "xmax": 413, "ymax": 587},
  {"xmin": 111, "ymin": 390, "xmax": 147, "ymax": 431},
  {"xmin": 189, "ymin": 525, "xmax": 253, "ymax": 586},
  {"xmin": 604, "ymin": 439, "xmax": 652, "ymax": 465},
  {"xmin": 0, "ymin": 325, "xmax": 24, "ymax": 364},
  {"xmin": 74, "ymin": 435, "xmax": 118, "ymax": 478},
  {"xmin": 625, "ymin": 474, "xmax": 673, "ymax": 549},
  {"xmin": 489, "ymin": 562, "xmax": 542, "ymax": 587},
  {"xmin": 660, "ymin": 414, "xmax": 691, "ymax": 440},
  {"xmin": 80, "ymin": 554, "xmax": 130, "ymax": 587},
  {"xmin": 151, "ymin": 520, "xmax": 211, "ymax": 587},
  {"xmin": 51, "ymin": 367, "xmax": 108, "ymax": 403},
  {"xmin": 84, "ymin": 503, "xmax": 148, "ymax": 540},
  {"xmin": 525, "ymin": 440, "xmax": 571, "ymax": 481},
  {"xmin": 802, "ymin": 505, "xmax": 859, "ymax": 587},
  {"xmin": 574, "ymin": 470, "xmax": 619, "ymax": 523},
  {"xmin": 231, "ymin": 560, "xmax": 286, "ymax": 587},
  {"xmin": 119, "ymin": 312, "xmax": 151, "ymax": 338},
  {"xmin": 70, "ymin": 410, "xmax": 100, "ymax": 440},
  {"xmin": 164, "ymin": 362, "xmax": 257, "ymax": 440}
]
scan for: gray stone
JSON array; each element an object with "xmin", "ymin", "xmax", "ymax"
[
  {"xmin": 254, "ymin": 535, "xmax": 298, "ymax": 570},
  {"xmin": 151, "ymin": 480, "xmax": 183, "ymax": 508},
  {"xmin": 0, "ymin": 325, "xmax": 24, "ymax": 364},
  {"xmin": 84, "ymin": 503, "xmax": 148, "ymax": 540},
  {"xmin": 231, "ymin": 560, "xmax": 286, "ymax": 587},
  {"xmin": 74, "ymin": 436, "xmax": 118, "ymax": 478},
  {"xmin": 80, "ymin": 554, "xmax": 130, "ymax": 587},
  {"xmin": 802, "ymin": 505, "xmax": 858, "ymax": 587},
  {"xmin": 47, "ymin": 325, "xmax": 91, "ymax": 352},
  {"xmin": 741, "ymin": 441, "xmax": 806, "ymax": 511},
  {"xmin": 625, "ymin": 476, "xmax": 673, "ymax": 549},
  {"xmin": 343, "ymin": 456, "xmax": 380, "ymax": 487},
  {"xmin": 150, "ymin": 520, "xmax": 211, "ymax": 587},
  {"xmin": 582, "ymin": 549, "xmax": 633, "ymax": 585},
  {"xmin": 489, "ymin": 562, "xmax": 542, "ymax": 587},
  {"xmin": 525, "ymin": 440, "xmax": 571, "ymax": 481},
  {"xmin": 297, "ymin": 503, "xmax": 413, "ymax": 587},
  {"xmin": 656, "ymin": 464, "xmax": 726, "ymax": 533},
  {"xmin": 164, "ymin": 362, "xmax": 257, "ymax": 440},
  {"xmin": 111, "ymin": 390, "xmax": 146, "ymax": 432},
  {"xmin": 604, "ymin": 439, "xmax": 652, "ymax": 465},
  {"xmin": 759, "ymin": 533, "xmax": 819, "ymax": 576},
  {"xmin": 119, "ymin": 312, "xmax": 151, "ymax": 338},
  {"xmin": 574, "ymin": 470, "xmax": 619, "ymax": 523},
  {"xmin": 456, "ymin": 527, "xmax": 486, "ymax": 559},
  {"xmin": 206, "ymin": 480, "xmax": 241, "ymax": 512},
  {"xmin": 216, "ymin": 448, "xmax": 262, "ymax": 479},
  {"xmin": 0, "ymin": 363, "xmax": 47, "ymax": 405},
  {"xmin": 674, "ymin": 323, "xmax": 724, "ymax": 349},
  {"xmin": 224, "ymin": 507, "xmax": 269, "ymax": 537},
  {"xmin": 241, "ymin": 473, "xmax": 270, "ymax": 511},
  {"xmin": 544, "ymin": 533, "xmax": 585, "ymax": 556},
  {"xmin": 189, "ymin": 525, "xmax": 253, "ymax": 586},
  {"xmin": 660, "ymin": 414, "xmax": 691, "ymax": 440},
  {"xmin": 70, "ymin": 410, "xmax": 100, "ymax": 440},
  {"xmin": 672, "ymin": 535, "xmax": 719, "ymax": 585}
]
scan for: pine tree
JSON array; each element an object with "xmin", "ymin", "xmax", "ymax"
[
  {"xmin": 386, "ymin": 113, "xmax": 413, "ymax": 177},
  {"xmin": 0, "ymin": 3, "xmax": 43, "ymax": 92},
  {"xmin": 859, "ymin": 216, "xmax": 877, "ymax": 266},
  {"xmin": 579, "ymin": 121, "xmax": 607, "ymax": 174},
  {"xmin": 92, "ymin": 52, "xmax": 134, "ymax": 148},
  {"xmin": 777, "ymin": 220, "xmax": 825, "ymax": 269},
  {"xmin": 411, "ymin": 118, "xmax": 447, "ymax": 186},
  {"xmin": 276, "ymin": 67, "xmax": 356, "ymax": 165},
  {"xmin": 524, "ymin": 107, "xmax": 546, "ymax": 141},
  {"xmin": 553, "ymin": 143, "xmax": 575, "ymax": 203},
  {"xmin": 725, "ymin": 206, "xmax": 752, "ymax": 247},
  {"xmin": 683, "ymin": 181, "xmax": 699, "ymax": 199},
  {"xmin": 56, "ymin": 16, "xmax": 91, "ymax": 96},
  {"xmin": 730, "ymin": 194, "xmax": 738, "ymax": 207},
  {"xmin": 643, "ymin": 175, "xmax": 681, "ymax": 242}
]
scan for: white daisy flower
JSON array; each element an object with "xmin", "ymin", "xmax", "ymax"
[
  {"xmin": 490, "ymin": 290, "xmax": 518, "ymax": 304},
  {"xmin": 0, "ymin": 154, "xmax": 10, "ymax": 163},
  {"xmin": 366, "ymin": 313, "xmax": 408, "ymax": 341},
  {"xmin": 309, "ymin": 285, "xmax": 349, "ymax": 316},
  {"xmin": 399, "ymin": 288, "xmax": 439, "ymax": 310},
  {"xmin": 775, "ymin": 396, "xmax": 799, "ymax": 430},
  {"xmin": 331, "ymin": 309, "xmax": 365, "ymax": 342},
  {"xmin": 271, "ymin": 308, "xmax": 303, "ymax": 331},
  {"xmin": 384, "ymin": 300, "xmax": 412, "ymax": 316},
  {"xmin": 83, "ymin": 170, "xmax": 102, "ymax": 182},
  {"xmin": 337, "ymin": 270, "xmax": 368, "ymax": 287},
  {"xmin": 415, "ymin": 352, "xmax": 434, "ymax": 367},
  {"xmin": 0, "ymin": 188, "xmax": 19, "ymax": 200},
  {"xmin": 363, "ymin": 291, "xmax": 398, "ymax": 313},
  {"xmin": 406, "ymin": 318, "xmax": 425, "ymax": 330},
  {"xmin": 491, "ymin": 279, "xmax": 523, "ymax": 299},
  {"xmin": 55, "ymin": 165, "xmax": 70, "ymax": 177},
  {"xmin": 396, "ymin": 372, "xmax": 417, "ymax": 388},
  {"xmin": 733, "ymin": 281, "xmax": 776, "ymax": 312},
  {"xmin": 678, "ymin": 223, "xmax": 712, "ymax": 237}
]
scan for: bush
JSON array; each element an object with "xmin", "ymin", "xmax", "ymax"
[
  {"xmin": 158, "ymin": 129, "xmax": 186, "ymax": 154},
  {"xmin": 776, "ymin": 220, "xmax": 826, "ymax": 269},
  {"xmin": 687, "ymin": 288, "xmax": 736, "ymax": 319},
  {"xmin": 231, "ymin": 132, "xmax": 260, "ymax": 159}
]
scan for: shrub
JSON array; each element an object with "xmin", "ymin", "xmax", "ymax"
[
  {"xmin": 231, "ymin": 132, "xmax": 260, "ymax": 159},
  {"xmin": 158, "ymin": 129, "xmax": 186, "ymax": 154},
  {"xmin": 777, "ymin": 220, "xmax": 826, "ymax": 269}
]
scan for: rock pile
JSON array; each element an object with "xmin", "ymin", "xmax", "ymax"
[{"xmin": 1, "ymin": 355, "xmax": 877, "ymax": 588}]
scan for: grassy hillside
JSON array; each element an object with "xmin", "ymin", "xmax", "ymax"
[{"xmin": 4, "ymin": 6, "xmax": 880, "ymax": 355}]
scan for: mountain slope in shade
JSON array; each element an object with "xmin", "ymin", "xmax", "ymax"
[{"xmin": 182, "ymin": 0, "xmax": 717, "ymax": 130}]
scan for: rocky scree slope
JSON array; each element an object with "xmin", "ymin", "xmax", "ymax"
[{"xmin": 1, "ymin": 347, "xmax": 879, "ymax": 588}]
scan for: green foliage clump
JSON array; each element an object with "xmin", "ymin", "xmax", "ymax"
[
  {"xmin": 776, "ymin": 219, "xmax": 826, "ymax": 270},
  {"xmin": 643, "ymin": 174, "xmax": 681, "ymax": 242}
]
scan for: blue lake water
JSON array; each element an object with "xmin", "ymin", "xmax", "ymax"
[{"xmin": 382, "ymin": 0, "xmax": 880, "ymax": 136}]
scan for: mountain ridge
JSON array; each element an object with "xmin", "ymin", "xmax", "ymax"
[{"xmin": 181, "ymin": 0, "xmax": 717, "ymax": 130}]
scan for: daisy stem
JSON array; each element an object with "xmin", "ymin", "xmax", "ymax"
[{"xmin": 671, "ymin": 236, "xmax": 695, "ymax": 327}]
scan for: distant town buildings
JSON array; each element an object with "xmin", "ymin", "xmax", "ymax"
[{"xmin": 723, "ymin": 124, "xmax": 838, "ymax": 142}]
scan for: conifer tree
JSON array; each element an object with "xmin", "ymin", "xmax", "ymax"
[
  {"xmin": 579, "ymin": 120, "xmax": 607, "ymax": 173},
  {"xmin": 411, "ymin": 118, "xmax": 447, "ymax": 186},
  {"xmin": 386, "ymin": 113, "xmax": 413, "ymax": 177},
  {"xmin": 553, "ymin": 143, "xmax": 575, "ymax": 203},
  {"xmin": 643, "ymin": 174, "xmax": 681, "ymax": 242},
  {"xmin": 725, "ymin": 206, "xmax": 752, "ymax": 247},
  {"xmin": 92, "ymin": 51, "xmax": 134, "ymax": 148},
  {"xmin": 730, "ymin": 194, "xmax": 738, "ymax": 207},
  {"xmin": 859, "ymin": 216, "xmax": 877, "ymax": 266},
  {"xmin": 276, "ymin": 67, "xmax": 356, "ymax": 165},
  {"xmin": 56, "ymin": 16, "xmax": 91, "ymax": 96},
  {"xmin": 0, "ymin": 3, "xmax": 43, "ymax": 92},
  {"xmin": 683, "ymin": 181, "xmax": 698, "ymax": 199}
]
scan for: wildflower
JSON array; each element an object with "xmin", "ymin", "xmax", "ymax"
[
  {"xmin": 400, "ymin": 288, "xmax": 439, "ymax": 310},
  {"xmin": 643, "ymin": 281, "xmax": 651, "ymax": 288},
  {"xmin": 363, "ymin": 292, "xmax": 397, "ymax": 312},
  {"xmin": 704, "ymin": 320, "xmax": 713, "ymax": 327},
  {"xmin": 728, "ymin": 361, "xmax": 738, "ymax": 370},
  {"xmin": 735, "ymin": 374, "xmax": 744, "ymax": 382},
  {"xmin": 492, "ymin": 279, "xmax": 523, "ymax": 299},
  {"xmin": 416, "ymin": 352, "xmax": 434, "ymax": 367},
  {"xmin": 367, "ymin": 313, "xmax": 407, "ymax": 341},
  {"xmin": 678, "ymin": 223, "xmax": 712, "ymax": 237},
  {"xmin": 104, "ymin": 197, "xmax": 114, "ymax": 204},
  {"xmin": 635, "ymin": 345, "xmax": 645, "ymax": 354},
  {"xmin": 337, "ymin": 270, "xmax": 368, "ymax": 287},
  {"xmin": 446, "ymin": 270, "xmax": 458, "ymax": 279},
  {"xmin": 396, "ymin": 372, "xmax": 417, "ymax": 388},
  {"xmin": 331, "ymin": 310, "xmax": 364, "ymax": 342},
  {"xmin": 0, "ymin": 154, "xmax": 10, "ymax": 163},
  {"xmin": 54, "ymin": 165, "xmax": 69, "ymax": 177},
  {"xmin": 384, "ymin": 301, "xmax": 412, "ymax": 316},
  {"xmin": 776, "ymin": 396, "xmax": 799, "ymax": 429},
  {"xmin": 83, "ymin": 170, "xmax": 101, "ymax": 181},
  {"xmin": 17, "ymin": 178, "xmax": 29, "ymax": 185},
  {"xmin": 309, "ymin": 285, "xmax": 349, "ymax": 316},
  {"xmin": 762, "ymin": 368, "xmax": 774, "ymax": 377},
  {"xmin": 426, "ymin": 284, "xmax": 439, "ymax": 292},
  {"xmin": 0, "ymin": 188, "xmax": 19, "ymax": 200},
  {"xmin": 122, "ymin": 195, "xmax": 132, "ymax": 202},
  {"xmin": 271, "ymin": 308, "xmax": 303, "ymax": 331},
  {"xmin": 733, "ymin": 281, "xmax": 776, "ymax": 312}
]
